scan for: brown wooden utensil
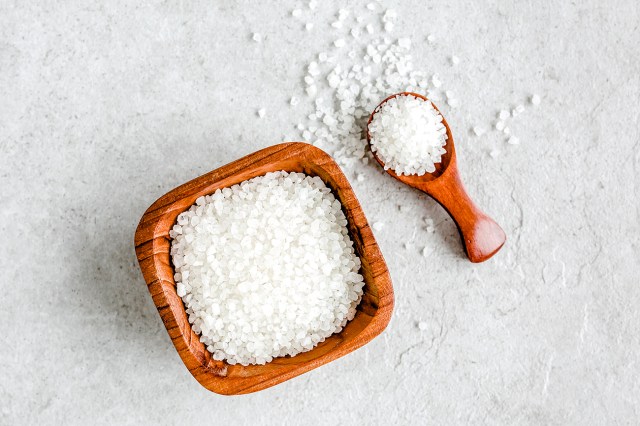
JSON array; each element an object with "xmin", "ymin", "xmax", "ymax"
[
  {"xmin": 366, "ymin": 92, "xmax": 506, "ymax": 263},
  {"xmin": 134, "ymin": 142, "xmax": 393, "ymax": 395}
]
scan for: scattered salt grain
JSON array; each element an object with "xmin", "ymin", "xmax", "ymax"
[
  {"xmin": 292, "ymin": 9, "xmax": 302, "ymax": 18},
  {"xmin": 356, "ymin": 174, "xmax": 365, "ymax": 182},
  {"xmin": 473, "ymin": 126, "xmax": 486, "ymax": 137},
  {"xmin": 305, "ymin": 23, "xmax": 314, "ymax": 31},
  {"xmin": 368, "ymin": 94, "xmax": 448, "ymax": 176},
  {"xmin": 418, "ymin": 321, "xmax": 428, "ymax": 331},
  {"xmin": 367, "ymin": 3, "xmax": 376, "ymax": 11},
  {"xmin": 334, "ymin": 39, "xmax": 346, "ymax": 48},
  {"xmin": 372, "ymin": 222, "xmax": 384, "ymax": 231},
  {"xmin": 421, "ymin": 247, "xmax": 429, "ymax": 257},
  {"xmin": 308, "ymin": 0, "xmax": 317, "ymax": 10},
  {"xmin": 507, "ymin": 136, "xmax": 520, "ymax": 145},
  {"xmin": 427, "ymin": 34, "xmax": 436, "ymax": 43},
  {"xmin": 499, "ymin": 110, "xmax": 510, "ymax": 120},
  {"xmin": 531, "ymin": 94, "xmax": 541, "ymax": 105},
  {"xmin": 170, "ymin": 171, "xmax": 364, "ymax": 366},
  {"xmin": 512, "ymin": 104, "xmax": 525, "ymax": 116},
  {"xmin": 489, "ymin": 149, "xmax": 501, "ymax": 158},
  {"xmin": 331, "ymin": 21, "xmax": 343, "ymax": 29},
  {"xmin": 503, "ymin": 126, "xmax": 510, "ymax": 135},
  {"xmin": 290, "ymin": 96, "xmax": 299, "ymax": 106},
  {"xmin": 450, "ymin": 55, "xmax": 460, "ymax": 65},
  {"xmin": 366, "ymin": 24, "xmax": 374, "ymax": 34},
  {"xmin": 398, "ymin": 38, "xmax": 411, "ymax": 49},
  {"xmin": 257, "ymin": 108, "xmax": 266, "ymax": 118},
  {"xmin": 495, "ymin": 121, "xmax": 505, "ymax": 131},
  {"xmin": 252, "ymin": 33, "xmax": 261, "ymax": 43}
]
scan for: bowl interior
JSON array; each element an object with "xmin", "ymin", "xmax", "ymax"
[{"xmin": 134, "ymin": 142, "xmax": 393, "ymax": 395}]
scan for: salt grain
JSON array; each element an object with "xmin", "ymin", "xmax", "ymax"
[
  {"xmin": 252, "ymin": 33, "xmax": 261, "ymax": 43},
  {"xmin": 334, "ymin": 39, "xmax": 346, "ymax": 48},
  {"xmin": 473, "ymin": 126, "xmax": 486, "ymax": 137},
  {"xmin": 292, "ymin": 9, "xmax": 302, "ymax": 18},
  {"xmin": 499, "ymin": 110, "xmax": 510, "ymax": 120},
  {"xmin": 507, "ymin": 136, "xmax": 520, "ymax": 145},
  {"xmin": 531, "ymin": 94, "xmax": 541, "ymax": 105},
  {"xmin": 495, "ymin": 121, "xmax": 505, "ymax": 131},
  {"xmin": 257, "ymin": 108, "xmax": 266, "ymax": 118},
  {"xmin": 372, "ymin": 222, "xmax": 384, "ymax": 231},
  {"xmin": 170, "ymin": 171, "xmax": 364, "ymax": 366}
]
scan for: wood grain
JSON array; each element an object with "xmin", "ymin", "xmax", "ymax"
[
  {"xmin": 134, "ymin": 142, "xmax": 394, "ymax": 395},
  {"xmin": 367, "ymin": 92, "xmax": 506, "ymax": 263}
]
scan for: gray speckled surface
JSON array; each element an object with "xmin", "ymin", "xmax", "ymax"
[{"xmin": 1, "ymin": 1, "xmax": 639, "ymax": 424}]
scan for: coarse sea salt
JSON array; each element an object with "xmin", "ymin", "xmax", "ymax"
[
  {"xmin": 170, "ymin": 171, "xmax": 365, "ymax": 366},
  {"xmin": 368, "ymin": 94, "xmax": 448, "ymax": 176}
]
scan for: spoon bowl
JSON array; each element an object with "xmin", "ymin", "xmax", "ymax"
[{"xmin": 367, "ymin": 92, "xmax": 506, "ymax": 263}]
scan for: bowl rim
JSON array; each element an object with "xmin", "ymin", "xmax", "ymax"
[{"xmin": 134, "ymin": 142, "xmax": 394, "ymax": 395}]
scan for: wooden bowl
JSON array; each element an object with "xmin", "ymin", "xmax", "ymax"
[{"xmin": 134, "ymin": 142, "xmax": 394, "ymax": 395}]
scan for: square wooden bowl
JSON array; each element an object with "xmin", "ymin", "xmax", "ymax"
[{"xmin": 134, "ymin": 142, "xmax": 394, "ymax": 395}]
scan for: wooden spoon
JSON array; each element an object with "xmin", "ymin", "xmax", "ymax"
[{"xmin": 366, "ymin": 92, "xmax": 506, "ymax": 263}]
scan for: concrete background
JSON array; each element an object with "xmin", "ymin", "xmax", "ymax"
[{"xmin": 1, "ymin": 1, "xmax": 638, "ymax": 424}]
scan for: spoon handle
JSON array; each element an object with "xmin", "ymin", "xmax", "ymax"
[{"xmin": 422, "ymin": 169, "xmax": 506, "ymax": 263}]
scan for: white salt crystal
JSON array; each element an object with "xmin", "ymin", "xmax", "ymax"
[
  {"xmin": 366, "ymin": 24, "xmax": 374, "ymax": 34},
  {"xmin": 338, "ymin": 9, "xmax": 349, "ymax": 20},
  {"xmin": 372, "ymin": 222, "xmax": 384, "ymax": 231},
  {"xmin": 334, "ymin": 39, "xmax": 346, "ymax": 48},
  {"xmin": 170, "ymin": 171, "xmax": 364, "ymax": 366},
  {"xmin": 418, "ymin": 321, "xmax": 428, "ymax": 331},
  {"xmin": 356, "ymin": 174, "xmax": 365, "ymax": 182},
  {"xmin": 305, "ymin": 22, "xmax": 314, "ymax": 31},
  {"xmin": 306, "ymin": 84, "xmax": 317, "ymax": 97},
  {"xmin": 490, "ymin": 149, "xmax": 501, "ymax": 158},
  {"xmin": 318, "ymin": 52, "xmax": 328, "ymax": 62},
  {"xmin": 398, "ymin": 38, "xmax": 411, "ymax": 49},
  {"xmin": 451, "ymin": 55, "xmax": 460, "ymax": 65},
  {"xmin": 290, "ymin": 96, "xmax": 299, "ymax": 106},
  {"xmin": 473, "ymin": 126, "xmax": 485, "ymax": 137},
  {"xmin": 512, "ymin": 104, "xmax": 525, "ymax": 116},
  {"xmin": 252, "ymin": 33, "xmax": 261, "ymax": 42},
  {"xmin": 427, "ymin": 34, "xmax": 436, "ymax": 43},
  {"xmin": 507, "ymin": 136, "xmax": 520, "ymax": 145},
  {"xmin": 331, "ymin": 21, "xmax": 342, "ymax": 29},
  {"xmin": 292, "ymin": 9, "xmax": 302, "ymax": 17},
  {"xmin": 503, "ymin": 126, "xmax": 510, "ymax": 135},
  {"xmin": 308, "ymin": 0, "xmax": 317, "ymax": 10},
  {"xmin": 531, "ymin": 94, "xmax": 541, "ymax": 105},
  {"xmin": 499, "ymin": 110, "xmax": 510, "ymax": 120},
  {"xmin": 384, "ymin": 22, "xmax": 394, "ymax": 32},
  {"xmin": 421, "ymin": 247, "xmax": 429, "ymax": 257},
  {"xmin": 367, "ymin": 3, "xmax": 376, "ymax": 10},
  {"xmin": 495, "ymin": 121, "xmax": 505, "ymax": 131},
  {"xmin": 257, "ymin": 108, "xmax": 266, "ymax": 118}
]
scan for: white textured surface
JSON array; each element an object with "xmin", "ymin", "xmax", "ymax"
[{"xmin": 1, "ymin": 1, "xmax": 639, "ymax": 424}]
